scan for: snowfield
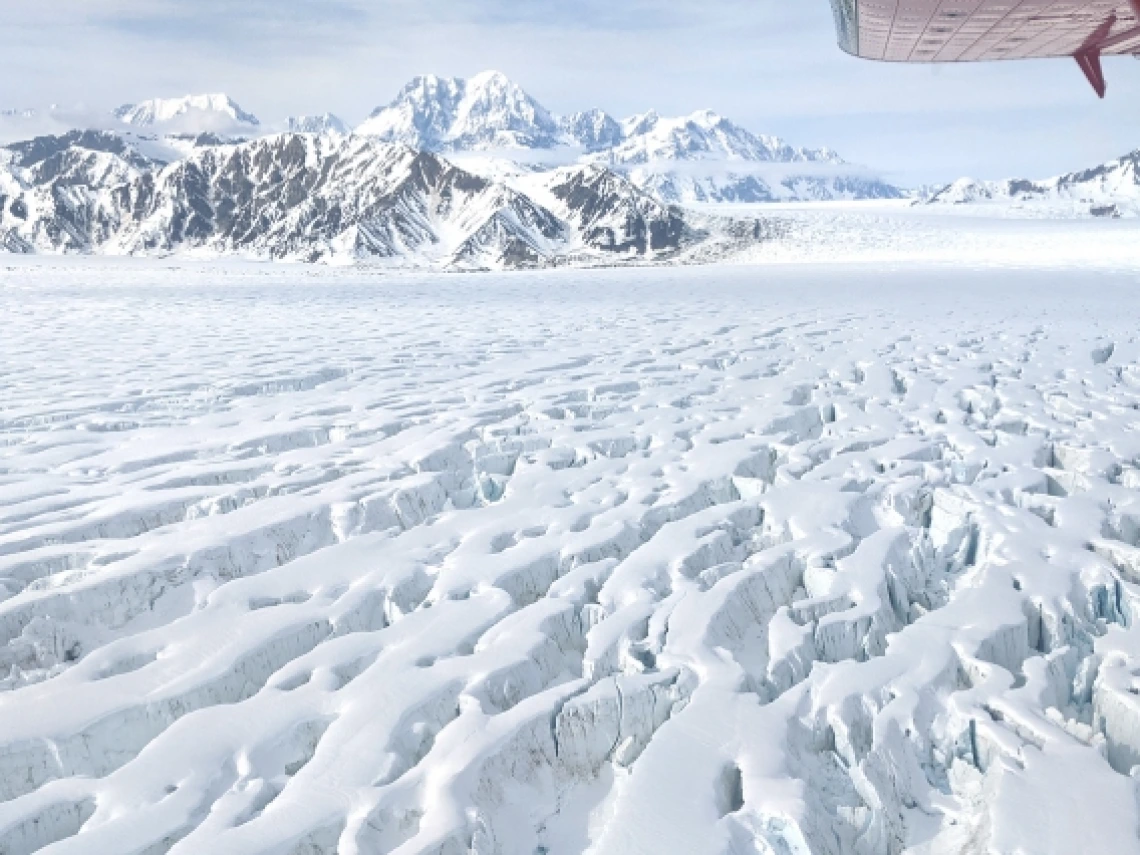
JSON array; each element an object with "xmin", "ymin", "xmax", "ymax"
[
  {"xmin": 716, "ymin": 201, "xmax": 1140, "ymax": 268},
  {"xmin": 2, "ymin": 253, "xmax": 1140, "ymax": 855}
]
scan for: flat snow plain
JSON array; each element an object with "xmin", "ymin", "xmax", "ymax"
[
  {"xmin": 719, "ymin": 200, "xmax": 1140, "ymax": 268},
  {"xmin": 2, "ymin": 231, "xmax": 1140, "ymax": 855}
]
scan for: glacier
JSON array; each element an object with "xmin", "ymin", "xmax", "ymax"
[{"xmin": 1, "ymin": 252, "xmax": 1140, "ymax": 854}]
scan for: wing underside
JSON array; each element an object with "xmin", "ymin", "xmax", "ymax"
[{"xmin": 832, "ymin": 0, "xmax": 1140, "ymax": 62}]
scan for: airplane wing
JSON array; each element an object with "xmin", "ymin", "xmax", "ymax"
[{"xmin": 830, "ymin": 0, "xmax": 1140, "ymax": 96}]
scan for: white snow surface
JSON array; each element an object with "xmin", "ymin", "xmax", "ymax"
[
  {"xmin": 719, "ymin": 201, "xmax": 1140, "ymax": 268},
  {"xmin": 2, "ymin": 257, "xmax": 1140, "ymax": 855},
  {"xmin": 596, "ymin": 110, "xmax": 840, "ymax": 166}
]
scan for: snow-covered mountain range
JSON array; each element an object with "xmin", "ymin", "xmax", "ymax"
[
  {"xmin": 926, "ymin": 149, "xmax": 1140, "ymax": 218},
  {"xmin": 8, "ymin": 74, "xmax": 1138, "ymax": 266},
  {"xmin": 3, "ymin": 71, "xmax": 909, "ymax": 266},
  {"xmin": 2, "ymin": 73, "xmax": 900, "ymax": 207},
  {"xmin": 0, "ymin": 130, "xmax": 775, "ymax": 267},
  {"xmin": 356, "ymin": 72, "xmax": 900, "ymax": 203},
  {"xmin": 357, "ymin": 73, "xmax": 835, "ymax": 163}
]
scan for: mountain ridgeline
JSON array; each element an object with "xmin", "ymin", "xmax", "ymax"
[
  {"xmin": 3, "ymin": 73, "xmax": 1136, "ymax": 265},
  {"xmin": 0, "ymin": 131, "xmax": 781, "ymax": 267},
  {"xmin": 6, "ymin": 70, "xmax": 893, "ymax": 267},
  {"xmin": 354, "ymin": 72, "xmax": 901, "ymax": 203},
  {"xmin": 924, "ymin": 149, "xmax": 1140, "ymax": 218}
]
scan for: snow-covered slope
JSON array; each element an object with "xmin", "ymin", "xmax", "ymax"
[
  {"xmin": 588, "ymin": 110, "xmax": 899, "ymax": 204},
  {"xmin": 636, "ymin": 167, "xmax": 902, "ymax": 206},
  {"xmin": 0, "ymin": 131, "xmax": 159, "ymax": 253},
  {"xmin": 927, "ymin": 149, "xmax": 1140, "ymax": 217},
  {"xmin": 114, "ymin": 94, "xmax": 261, "ymax": 136},
  {"xmin": 6, "ymin": 129, "xmax": 158, "ymax": 172},
  {"xmin": 623, "ymin": 164, "xmax": 902, "ymax": 204},
  {"xmin": 0, "ymin": 131, "xmax": 768, "ymax": 267},
  {"xmin": 600, "ymin": 109, "xmax": 838, "ymax": 166},
  {"xmin": 515, "ymin": 164, "xmax": 694, "ymax": 257},
  {"xmin": 2, "ymin": 262, "xmax": 1140, "ymax": 854},
  {"xmin": 354, "ymin": 72, "xmax": 901, "ymax": 202}
]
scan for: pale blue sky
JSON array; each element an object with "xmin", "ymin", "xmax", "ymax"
[{"xmin": 2, "ymin": 0, "xmax": 1137, "ymax": 185}]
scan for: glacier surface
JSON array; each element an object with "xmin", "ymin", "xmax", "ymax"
[{"xmin": 2, "ymin": 257, "xmax": 1140, "ymax": 854}]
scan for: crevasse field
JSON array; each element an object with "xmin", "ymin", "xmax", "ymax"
[{"xmin": 3, "ymin": 232, "xmax": 1140, "ymax": 855}]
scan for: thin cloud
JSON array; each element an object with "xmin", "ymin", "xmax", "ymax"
[{"xmin": 99, "ymin": 0, "xmax": 372, "ymax": 49}]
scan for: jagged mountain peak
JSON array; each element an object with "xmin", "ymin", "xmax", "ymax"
[
  {"xmin": 358, "ymin": 70, "xmax": 560, "ymax": 151},
  {"xmin": 541, "ymin": 163, "xmax": 694, "ymax": 257},
  {"xmin": 351, "ymin": 72, "xmax": 860, "ymax": 197},
  {"xmin": 466, "ymin": 69, "xmax": 519, "ymax": 91},
  {"xmin": 451, "ymin": 71, "xmax": 559, "ymax": 146},
  {"xmin": 687, "ymin": 108, "xmax": 726, "ymax": 126},
  {"xmin": 562, "ymin": 109, "xmax": 624, "ymax": 152},
  {"xmin": 5, "ymin": 129, "xmax": 167, "ymax": 177},
  {"xmin": 383, "ymin": 74, "xmax": 464, "ymax": 114}
]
